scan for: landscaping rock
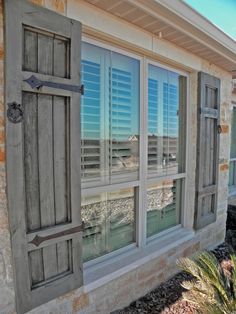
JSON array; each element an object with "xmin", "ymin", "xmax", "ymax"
[{"xmin": 114, "ymin": 243, "xmax": 232, "ymax": 314}]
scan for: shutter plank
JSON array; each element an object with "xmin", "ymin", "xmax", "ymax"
[
  {"xmin": 38, "ymin": 34, "xmax": 53, "ymax": 75},
  {"xmin": 53, "ymin": 38, "xmax": 69, "ymax": 78},
  {"xmin": 38, "ymin": 94, "xmax": 58, "ymax": 282},
  {"xmin": 24, "ymin": 29, "xmax": 38, "ymax": 72},
  {"xmin": 29, "ymin": 250, "xmax": 44, "ymax": 287},
  {"xmin": 24, "ymin": 92, "xmax": 41, "ymax": 231},
  {"xmin": 43, "ymin": 245, "xmax": 58, "ymax": 280},
  {"xmin": 53, "ymin": 96, "xmax": 68, "ymax": 224},
  {"xmin": 38, "ymin": 94, "xmax": 55, "ymax": 227},
  {"xmin": 57, "ymin": 241, "xmax": 70, "ymax": 274}
]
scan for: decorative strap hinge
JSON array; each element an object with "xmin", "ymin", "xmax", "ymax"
[
  {"xmin": 24, "ymin": 75, "xmax": 84, "ymax": 95},
  {"xmin": 29, "ymin": 223, "xmax": 84, "ymax": 247}
]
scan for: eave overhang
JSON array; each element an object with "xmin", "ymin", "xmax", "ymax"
[{"xmin": 84, "ymin": 0, "xmax": 236, "ymax": 75}]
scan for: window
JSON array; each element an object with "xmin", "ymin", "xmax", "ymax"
[
  {"xmin": 146, "ymin": 64, "xmax": 186, "ymax": 238},
  {"xmin": 81, "ymin": 42, "xmax": 139, "ymax": 262},
  {"xmin": 147, "ymin": 179, "xmax": 182, "ymax": 237},
  {"xmin": 229, "ymin": 106, "xmax": 236, "ymax": 193},
  {"xmin": 82, "ymin": 188, "xmax": 135, "ymax": 262},
  {"xmin": 81, "ymin": 43, "xmax": 139, "ymax": 188},
  {"xmin": 81, "ymin": 40, "xmax": 187, "ymax": 262}
]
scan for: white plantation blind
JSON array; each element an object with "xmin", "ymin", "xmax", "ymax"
[
  {"xmin": 81, "ymin": 42, "xmax": 139, "ymax": 187},
  {"xmin": 163, "ymin": 82, "xmax": 179, "ymax": 170},
  {"xmin": 148, "ymin": 78, "xmax": 160, "ymax": 170},
  {"xmin": 110, "ymin": 67, "xmax": 137, "ymax": 177},
  {"xmin": 81, "ymin": 60, "xmax": 101, "ymax": 182},
  {"xmin": 147, "ymin": 65, "xmax": 181, "ymax": 176}
]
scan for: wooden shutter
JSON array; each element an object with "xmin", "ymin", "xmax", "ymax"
[
  {"xmin": 195, "ymin": 72, "xmax": 220, "ymax": 229},
  {"xmin": 5, "ymin": 1, "xmax": 83, "ymax": 313}
]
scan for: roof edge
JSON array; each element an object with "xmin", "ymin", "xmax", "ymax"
[{"xmin": 127, "ymin": 0, "xmax": 236, "ymax": 72}]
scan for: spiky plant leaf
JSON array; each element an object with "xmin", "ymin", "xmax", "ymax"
[{"xmin": 177, "ymin": 251, "xmax": 236, "ymax": 314}]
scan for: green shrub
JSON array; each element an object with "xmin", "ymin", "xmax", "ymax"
[{"xmin": 177, "ymin": 251, "xmax": 236, "ymax": 314}]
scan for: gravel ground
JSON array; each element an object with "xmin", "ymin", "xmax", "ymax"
[{"xmin": 113, "ymin": 242, "xmax": 233, "ymax": 314}]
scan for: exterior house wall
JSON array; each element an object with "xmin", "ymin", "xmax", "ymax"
[
  {"xmin": 0, "ymin": 0, "xmax": 232, "ymax": 313},
  {"xmin": 232, "ymin": 92, "xmax": 236, "ymax": 103}
]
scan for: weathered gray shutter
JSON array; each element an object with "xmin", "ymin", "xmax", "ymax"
[
  {"xmin": 195, "ymin": 72, "xmax": 220, "ymax": 229},
  {"xmin": 5, "ymin": 1, "xmax": 83, "ymax": 313}
]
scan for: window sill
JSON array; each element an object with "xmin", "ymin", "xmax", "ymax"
[{"xmin": 83, "ymin": 227, "xmax": 194, "ymax": 293}]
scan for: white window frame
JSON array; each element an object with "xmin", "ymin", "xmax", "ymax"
[{"xmin": 81, "ymin": 36, "xmax": 190, "ymax": 269}]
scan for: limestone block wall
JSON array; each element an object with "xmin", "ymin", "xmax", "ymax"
[{"xmin": 0, "ymin": 0, "xmax": 232, "ymax": 313}]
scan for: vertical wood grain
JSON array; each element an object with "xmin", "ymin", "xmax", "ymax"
[
  {"xmin": 24, "ymin": 29, "xmax": 38, "ymax": 72},
  {"xmin": 38, "ymin": 34, "xmax": 53, "ymax": 75},
  {"xmin": 24, "ymin": 92, "xmax": 41, "ymax": 231}
]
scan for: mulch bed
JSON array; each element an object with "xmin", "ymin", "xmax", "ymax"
[{"xmin": 113, "ymin": 242, "xmax": 233, "ymax": 314}]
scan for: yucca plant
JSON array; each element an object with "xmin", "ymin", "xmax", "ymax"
[{"xmin": 177, "ymin": 251, "xmax": 236, "ymax": 314}]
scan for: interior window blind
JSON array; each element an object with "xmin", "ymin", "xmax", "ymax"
[
  {"xmin": 110, "ymin": 67, "xmax": 135, "ymax": 177},
  {"xmin": 147, "ymin": 64, "xmax": 180, "ymax": 177},
  {"xmin": 148, "ymin": 78, "xmax": 160, "ymax": 171},
  {"xmin": 81, "ymin": 59, "xmax": 101, "ymax": 183},
  {"xmin": 163, "ymin": 82, "xmax": 179, "ymax": 172}
]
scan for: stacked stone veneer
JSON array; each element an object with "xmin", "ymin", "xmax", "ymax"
[{"xmin": 0, "ymin": 0, "xmax": 231, "ymax": 313}]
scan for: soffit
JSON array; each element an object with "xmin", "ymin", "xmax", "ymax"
[{"xmin": 84, "ymin": 0, "xmax": 236, "ymax": 74}]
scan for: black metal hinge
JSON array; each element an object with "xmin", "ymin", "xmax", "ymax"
[
  {"xmin": 29, "ymin": 223, "xmax": 84, "ymax": 247},
  {"xmin": 24, "ymin": 75, "xmax": 84, "ymax": 95}
]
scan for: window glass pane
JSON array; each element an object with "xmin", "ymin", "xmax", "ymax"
[
  {"xmin": 229, "ymin": 161, "xmax": 235, "ymax": 187},
  {"xmin": 82, "ymin": 188, "xmax": 135, "ymax": 262},
  {"xmin": 146, "ymin": 179, "xmax": 181, "ymax": 237},
  {"xmin": 81, "ymin": 43, "xmax": 140, "ymax": 187},
  {"xmin": 110, "ymin": 52, "xmax": 139, "ymax": 181},
  {"xmin": 148, "ymin": 65, "xmax": 186, "ymax": 176}
]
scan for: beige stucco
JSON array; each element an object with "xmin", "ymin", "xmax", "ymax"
[{"xmin": 0, "ymin": 0, "xmax": 234, "ymax": 313}]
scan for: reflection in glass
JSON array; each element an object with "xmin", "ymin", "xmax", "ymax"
[
  {"xmin": 147, "ymin": 180, "xmax": 181, "ymax": 237},
  {"xmin": 82, "ymin": 188, "xmax": 135, "ymax": 262},
  {"xmin": 148, "ymin": 65, "xmax": 186, "ymax": 176},
  {"xmin": 81, "ymin": 43, "xmax": 140, "ymax": 187}
]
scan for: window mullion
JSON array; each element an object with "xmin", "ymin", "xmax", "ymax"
[{"xmin": 137, "ymin": 57, "xmax": 148, "ymax": 248}]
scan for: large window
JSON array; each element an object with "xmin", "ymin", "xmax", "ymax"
[{"xmin": 81, "ymin": 41, "xmax": 187, "ymax": 262}]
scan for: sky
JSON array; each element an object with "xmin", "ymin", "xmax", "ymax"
[{"xmin": 184, "ymin": 0, "xmax": 236, "ymax": 40}]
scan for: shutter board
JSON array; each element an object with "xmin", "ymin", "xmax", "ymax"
[
  {"xmin": 5, "ymin": 1, "xmax": 82, "ymax": 313},
  {"xmin": 195, "ymin": 72, "xmax": 220, "ymax": 230}
]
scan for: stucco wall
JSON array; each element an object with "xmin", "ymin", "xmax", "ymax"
[{"xmin": 0, "ymin": 0, "xmax": 232, "ymax": 313}]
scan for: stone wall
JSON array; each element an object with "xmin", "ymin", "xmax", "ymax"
[
  {"xmin": 0, "ymin": 0, "xmax": 16, "ymax": 312},
  {"xmin": 0, "ymin": 0, "xmax": 232, "ymax": 313}
]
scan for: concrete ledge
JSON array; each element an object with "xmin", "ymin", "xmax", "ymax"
[{"xmin": 84, "ymin": 227, "xmax": 195, "ymax": 293}]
